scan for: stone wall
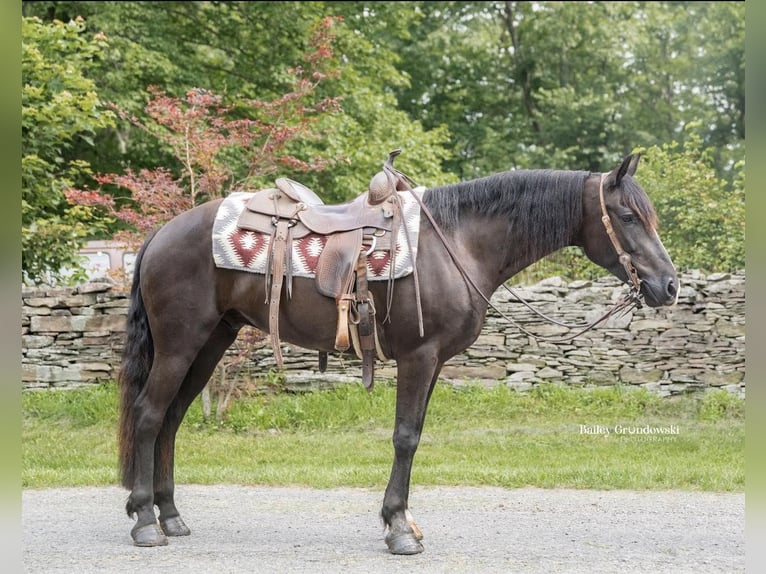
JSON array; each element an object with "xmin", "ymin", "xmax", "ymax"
[
  {"xmin": 22, "ymin": 282, "xmax": 129, "ymax": 389},
  {"xmin": 21, "ymin": 270, "xmax": 745, "ymax": 397}
]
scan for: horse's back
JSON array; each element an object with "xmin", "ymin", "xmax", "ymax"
[
  {"xmin": 146, "ymin": 199, "xmax": 222, "ymax": 256},
  {"xmin": 138, "ymin": 198, "xmax": 341, "ymax": 350}
]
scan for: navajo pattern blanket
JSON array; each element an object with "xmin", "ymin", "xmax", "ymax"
[{"xmin": 212, "ymin": 191, "xmax": 423, "ymax": 280}]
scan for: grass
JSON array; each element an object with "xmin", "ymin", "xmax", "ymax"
[{"xmin": 22, "ymin": 381, "xmax": 745, "ymax": 491}]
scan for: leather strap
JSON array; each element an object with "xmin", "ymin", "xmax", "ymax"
[
  {"xmin": 355, "ymin": 251, "xmax": 376, "ymax": 390},
  {"xmin": 268, "ymin": 219, "xmax": 290, "ymax": 368},
  {"xmin": 349, "ymin": 313, "xmax": 389, "ymax": 362},
  {"xmin": 334, "ymin": 295, "xmax": 353, "ymax": 351},
  {"xmin": 285, "ymin": 223, "xmax": 294, "ymax": 299},
  {"xmin": 598, "ymin": 173, "xmax": 642, "ymax": 292},
  {"xmin": 264, "ymin": 220, "xmax": 276, "ymax": 304},
  {"xmin": 383, "ymin": 181, "xmax": 401, "ymax": 322},
  {"xmin": 382, "ymin": 154, "xmax": 424, "ymax": 335}
]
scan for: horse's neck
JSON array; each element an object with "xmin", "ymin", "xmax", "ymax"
[
  {"xmin": 452, "ymin": 207, "xmax": 579, "ymax": 292},
  {"xmin": 500, "ymin": 222, "xmax": 577, "ymax": 281},
  {"xmin": 425, "ymin": 170, "xmax": 586, "ymax": 293}
]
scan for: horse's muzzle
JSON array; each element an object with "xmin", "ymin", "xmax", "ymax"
[{"xmin": 641, "ymin": 275, "xmax": 679, "ymax": 307}]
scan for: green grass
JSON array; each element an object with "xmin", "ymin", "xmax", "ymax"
[{"xmin": 22, "ymin": 381, "xmax": 745, "ymax": 491}]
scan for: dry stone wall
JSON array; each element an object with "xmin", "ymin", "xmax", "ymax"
[
  {"xmin": 22, "ymin": 282, "xmax": 129, "ymax": 389},
  {"xmin": 21, "ymin": 270, "xmax": 745, "ymax": 397}
]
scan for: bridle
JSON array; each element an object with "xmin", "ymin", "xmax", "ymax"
[
  {"xmin": 494, "ymin": 173, "xmax": 644, "ymax": 342},
  {"xmin": 597, "ymin": 173, "xmax": 643, "ymax": 294},
  {"xmin": 388, "ymin": 162, "xmax": 644, "ymax": 343}
]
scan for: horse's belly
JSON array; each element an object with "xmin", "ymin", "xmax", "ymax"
[{"xmin": 224, "ymin": 272, "xmax": 342, "ymax": 352}]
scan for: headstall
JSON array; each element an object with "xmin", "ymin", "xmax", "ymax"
[{"xmin": 597, "ymin": 173, "xmax": 643, "ymax": 296}]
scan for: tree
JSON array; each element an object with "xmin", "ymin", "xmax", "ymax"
[
  {"xmin": 23, "ymin": 2, "xmax": 455, "ymax": 201},
  {"xmin": 65, "ymin": 17, "xmax": 345, "ymax": 248},
  {"xmin": 638, "ymin": 131, "xmax": 745, "ymax": 273},
  {"xmin": 22, "ymin": 16, "xmax": 115, "ymax": 284},
  {"xmin": 390, "ymin": 1, "xmax": 744, "ymax": 180}
]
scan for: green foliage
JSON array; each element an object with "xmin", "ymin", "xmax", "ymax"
[
  {"xmin": 23, "ymin": 2, "xmax": 454, "ymax": 203},
  {"xmin": 638, "ymin": 132, "xmax": 745, "ymax": 272},
  {"xmin": 296, "ymin": 99, "xmax": 455, "ymax": 202},
  {"xmin": 216, "ymin": 383, "xmax": 393, "ymax": 433},
  {"xmin": 22, "ymin": 382, "xmax": 118, "ymax": 428},
  {"xmin": 22, "ymin": 16, "xmax": 115, "ymax": 284},
  {"xmin": 392, "ymin": 1, "xmax": 744, "ymax": 178},
  {"xmin": 21, "ymin": 2, "xmax": 744, "ymax": 279},
  {"xmin": 699, "ymin": 390, "xmax": 745, "ymax": 423}
]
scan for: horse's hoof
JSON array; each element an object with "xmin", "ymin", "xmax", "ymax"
[
  {"xmin": 131, "ymin": 522, "xmax": 168, "ymax": 547},
  {"xmin": 385, "ymin": 530, "xmax": 424, "ymax": 555},
  {"xmin": 160, "ymin": 516, "xmax": 191, "ymax": 537}
]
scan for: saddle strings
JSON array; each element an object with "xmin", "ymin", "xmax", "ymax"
[
  {"xmin": 392, "ymin": 190, "xmax": 425, "ymax": 336},
  {"xmin": 388, "ymin": 165, "xmax": 644, "ymax": 344},
  {"xmin": 383, "ymin": 159, "xmax": 425, "ymax": 336}
]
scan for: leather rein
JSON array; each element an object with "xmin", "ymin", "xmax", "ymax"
[{"xmin": 389, "ymin": 167, "xmax": 644, "ymax": 343}]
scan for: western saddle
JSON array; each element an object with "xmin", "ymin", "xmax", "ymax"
[{"xmin": 235, "ymin": 150, "xmax": 419, "ymax": 390}]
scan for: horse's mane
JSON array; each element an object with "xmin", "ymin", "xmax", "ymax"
[{"xmin": 423, "ymin": 170, "xmax": 589, "ymax": 259}]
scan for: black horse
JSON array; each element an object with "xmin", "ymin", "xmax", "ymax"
[{"xmin": 118, "ymin": 154, "xmax": 677, "ymax": 553}]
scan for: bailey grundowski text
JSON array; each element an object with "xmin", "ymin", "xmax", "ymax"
[{"xmin": 579, "ymin": 424, "xmax": 681, "ymax": 436}]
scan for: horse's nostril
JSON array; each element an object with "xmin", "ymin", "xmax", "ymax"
[{"xmin": 667, "ymin": 278, "xmax": 677, "ymax": 298}]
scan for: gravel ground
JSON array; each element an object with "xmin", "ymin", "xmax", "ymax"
[{"xmin": 22, "ymin": 485, "xmax": 744, "ymax": 573}]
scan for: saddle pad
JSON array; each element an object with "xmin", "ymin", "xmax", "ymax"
[{"xmin": 212, "ymin": 190, "xmax": 423, "ymax": 280}]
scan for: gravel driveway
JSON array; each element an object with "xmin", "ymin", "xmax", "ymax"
[{"xmin": 22, "ymin": 485, "xmax": 743, "ymax": 573}]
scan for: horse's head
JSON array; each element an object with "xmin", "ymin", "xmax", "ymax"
[{"xmin": 579, "ymin": 154, "xmax": 678, "ymax": 307}]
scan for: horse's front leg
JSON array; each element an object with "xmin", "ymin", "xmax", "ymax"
[{"xmin": 381, "ymin": 351, "xmax": 442, "ymax": 555}]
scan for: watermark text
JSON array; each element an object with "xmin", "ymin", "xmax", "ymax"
[{"xmin": 578, "ymin": 424, "xmax": 680, "ymax": 442}]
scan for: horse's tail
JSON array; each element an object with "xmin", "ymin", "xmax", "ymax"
[{"xmin": 118, "ymin": 231, "xmax": 158, "ymax": 490}]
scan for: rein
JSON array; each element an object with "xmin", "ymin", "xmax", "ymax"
[
  {"xmin": 498, "ymin": 173, "xmax": 644, "ymax": 341},
  {"xmin": 387, "ymin": 164, "xmax": 644, "ymax": 343}
]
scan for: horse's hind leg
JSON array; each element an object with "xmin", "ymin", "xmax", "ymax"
[
  {"xmin": 127, "ymin": 356, "xmax": 194, "ymax": 546},
  {"xmin": 381, "ymin": 349, "xmax": 443, "ymax": 555},
  {"xmin": 127, "ymin": 321, "xmax": 223, "ymax": 547},
  {"xmin": 152, "ymin": 321, "xmax": 240, "ymax": 537}
]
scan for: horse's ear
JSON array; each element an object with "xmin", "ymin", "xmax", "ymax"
[{"xmin": 615, "ymin": 153, "xmax": 641, "ymax": 185}]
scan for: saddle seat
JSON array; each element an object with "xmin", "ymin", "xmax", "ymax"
[
  {"xmin": 238, "ymin": 178, "xmax": 395, "ymax": 237},
  {"xmin": 234, "ymin": 152, "xmax": 414, "ymax": 390}
]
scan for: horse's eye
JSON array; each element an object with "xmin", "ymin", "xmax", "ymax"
[{"xmin": 620, "ymin": 213, "xmax": 636, "ymax": 224}]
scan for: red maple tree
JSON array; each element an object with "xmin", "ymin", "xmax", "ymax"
[{"xmin": 66, "ymin": 16, "xmax": 343, "ymax": 252}]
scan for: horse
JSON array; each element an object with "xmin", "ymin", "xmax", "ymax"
[{"xmin": 117, "ymin": 153, "xmax": 678, "ymax": 553}]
